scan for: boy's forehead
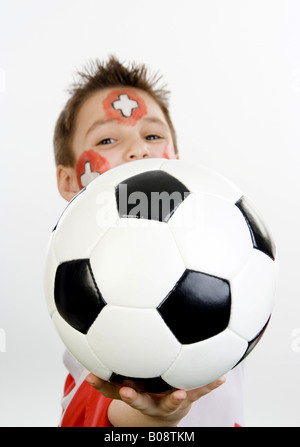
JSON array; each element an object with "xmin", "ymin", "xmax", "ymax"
[{"xmin": 77, "ymin": 87, "xmax": 166, "ymax": 129}]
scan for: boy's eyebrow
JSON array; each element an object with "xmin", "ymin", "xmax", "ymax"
[
  {"xmin": 142, "ymin": 117, "xmax": 169, "ymax": 128},
  {"xmin": 86, "ymin": 116, "xmax": 169, "ymax": 138},
  {"xmin": 85, "ymin": 119, "xmax": 115, "ymax": 137}
]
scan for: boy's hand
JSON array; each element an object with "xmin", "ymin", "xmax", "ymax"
[{"xmin": 86, "ymin": 373, "xmax": 225, "ymax": 427}]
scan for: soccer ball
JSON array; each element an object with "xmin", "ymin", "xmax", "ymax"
[{"xmin": 44, "ymin": 158, "xmax": 277, "ymax": 392}]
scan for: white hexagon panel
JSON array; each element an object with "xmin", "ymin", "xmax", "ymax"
[{"xmin": 90, "ymin": 218, "xmax": 185, "ymax": 308}]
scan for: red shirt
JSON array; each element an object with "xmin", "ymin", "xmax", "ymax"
[{"xmin": 61, "ymin": 373, "xmax": 113, "ymax": 427}]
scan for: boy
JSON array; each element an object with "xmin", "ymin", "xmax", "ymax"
[{"xmin": 53, "ymin": 56, "xmax": 244, "ymax": 427}]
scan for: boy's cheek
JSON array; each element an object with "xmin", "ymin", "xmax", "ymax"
[
  {"xmin": 76, "ymin": 149, "xmax": 111, "ymax": 189},
  {"xmin": 75, "ymin": 144, "xmax": 178, "ymax": 190},
  {"xmin": 162, "ymin": 142, "xmax": 177, "ymax": 160}
]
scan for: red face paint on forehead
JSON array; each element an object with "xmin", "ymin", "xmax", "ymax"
[
  {"xmin": 102, "ymin": 89, "xmax": 148, "ymax": 126},
  {"xmin": 76, "ymin": 149, "xmax": 110, "ymax": 190}
]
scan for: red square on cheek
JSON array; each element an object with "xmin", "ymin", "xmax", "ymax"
[{"xmin": 76, "ymin": 150, "xmax": 111, "ymax": 189}]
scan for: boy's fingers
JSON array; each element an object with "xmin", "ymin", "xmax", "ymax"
[
  {"xmin": 85, "ymin": 373, "xmax": 121, "ymax": 399},
  {"xmin": 119, "ymin": 387, "xmax": 153, "ymax": 412},
  {"xmin": 120, "ymin": 387, "xmax": 186, "ymax": 417},
  {"xmin": 187, "ymin": 376, "xmax": 226, "ymax": 402},
  {"xmin": 86, "ymin": 373, "xmax": 226, "ymax": 417},
  {"xmin": 86, "ymin": 372, "xmax": 106, "ymax": 389},
  {"xmin": 159, "ymin": 389, "xmax": 187, "ymax": 413}
]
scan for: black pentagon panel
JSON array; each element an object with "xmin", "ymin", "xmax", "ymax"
[
  {"xmin": 234, "ymin": 317, "xmax": 271, "ymax": 367},
  {"xmin": 157, "ymin": 270, "xmax": 231, "ymax": 344},
  {"xmin": 115, "ymin": 170, "xmax": 190, "ymax": 222},
  {"xmin": 235, "ymin": 196, "xmax": 276, "ymax": 261},
  {"xmin": 54, "ymin": 259, "xmax": 106, "ymax": 334},
  {"xmin": 109, "ymin": 373, "xmax": 175, "ymax": 394}
]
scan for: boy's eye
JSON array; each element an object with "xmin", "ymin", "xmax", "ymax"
[
  {"xmin": 97, "ymin": 138, "xmax": 116, "ymax": 145},
  {"xmin": 145, "ymin": 135, "xmax": 161, "ymax": 140}
]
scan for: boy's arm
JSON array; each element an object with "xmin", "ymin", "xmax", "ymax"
[{"xmin": 86, "ymin": 373, "xmax": 225, "ymax": 427}]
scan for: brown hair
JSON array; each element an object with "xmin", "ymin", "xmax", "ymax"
[{"xmin": 53, "ymin": 55, "xmax": 178, "ymax": 167}]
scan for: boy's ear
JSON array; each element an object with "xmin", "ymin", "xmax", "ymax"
[{"xmin": 56, "ymin": 165, "xmax": 80, "ymax": 202}]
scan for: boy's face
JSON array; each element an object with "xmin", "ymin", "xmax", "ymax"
[{"xmin": 71, "ymin": 87, "xmax": 177, "ymax": 191}]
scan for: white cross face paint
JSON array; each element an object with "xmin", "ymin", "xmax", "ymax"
[
  {"xmin": 80, "ymin": 161, "xmax": 101, "ymax": 188},
  {"xmin": 76, "ymin": 150, "xmax": 111, "ymax": 190},
  {"xmin": 112, "ymin": 94, "xmax": 139, "ymax": 117}
]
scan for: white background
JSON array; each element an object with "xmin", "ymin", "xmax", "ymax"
[{"xmin": 0, "ymin": 0, "xmax": 299, "ymax": 427}]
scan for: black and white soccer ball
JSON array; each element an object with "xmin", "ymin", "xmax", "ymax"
[{"xmin": 44, "ymin": 158, "xmax": 277, "ymax": 392}]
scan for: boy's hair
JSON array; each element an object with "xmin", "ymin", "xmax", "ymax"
[{"xmin": 53, "ymin": 55, "xmax": 178, "ymax": 167}]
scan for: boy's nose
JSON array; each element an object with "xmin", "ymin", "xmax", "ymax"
[{"xmin": 124, "ymin": 144, "xmax": 150, "ymax": 162}]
